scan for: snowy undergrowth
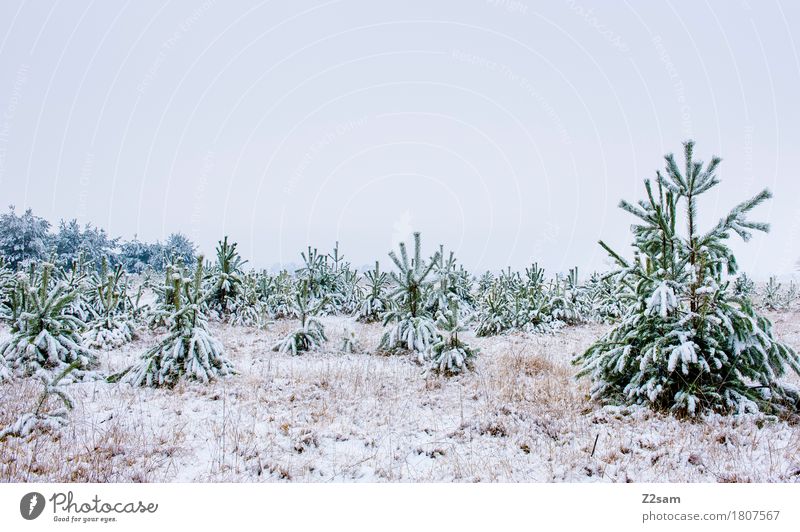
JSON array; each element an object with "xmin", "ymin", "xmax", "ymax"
[{"xmin": 0, "ymin": 316, "xmax": 798, "ymax": 482}]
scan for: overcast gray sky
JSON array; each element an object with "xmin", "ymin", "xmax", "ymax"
[{"xmin": 1, "ymin": 0, "xmax": 799, "ymax": 277}]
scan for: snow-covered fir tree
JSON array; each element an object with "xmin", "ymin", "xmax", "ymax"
[
  {"xmin": 379, "ymin": 232, "xmax": 441, "ymax": 357},
  {"xmin": 426, "ymin": 246, "xmax": 475, "ymax": 320},
  {"xmin": 83, "ymin": 257, "xmax": 136, "ymax": 350},
  {"xmin": 0, "ymin": 262, "xmax": 10, "ymax": 378},
  {"xmin": 206, "ymin": 236, "xmax": 246, "ymax": 317},
  {"xmin": 296, "ymin": 246, "xmax": 336, "ymax": 310},
  {"xmin": 355, "ymin": 261, "xmax": 392, "ymax": 323},
  {"xmin": 548, "ymin": 268, "xmax": 591, "ymax": 326},
  {"xmin": 474, "ymin": 282, "xmax": 512, "ymax": 336},
  {"xmin": 785, "ymin": 281, "xmax": 799, "ymax": 309},
  {"xmin": 758, "ymin": 276, "xmax": 797, "ymax": 311},
  {"xmin": 476, "ymin": 271, "xmax": 495, "ymax": 297},
  {"xmin": 272, "ymin": 280, "xmax": 327, "ymax": 355},
  {"xmin": 164, "ymin": 233, "xmax": 197, "ymax": 267},
  {"xmin": 122, "ymin": 256, "xmax": 234, "ymax": 387},
  {"xmin": 760, "ymin": 276, "xmax": 786, "ymax": 311},
  {"xmin": 0, "ymin": 257, "xmax": 14, "ymax": 311},
  {"xmin": 118, "ymin": 236, "xmax": 158, "ymax": 273},
  {"xmin": 0, "ymin": 206, "xmax": 50, "ymax": 268},
  {"xmin": 260, "ymin": 269, "xmax": 294, "ymax": 319},
  {"xmin": 55, "ymin": 254, "xmax": 97, "ymax": 324},
  {"xmin": 294, "ymin": 242, "xmax": 360, "ymax": 315},
  {"xmin": 732, "ymin": 272, "xmax": 755, "ymax": 299},
  {"xmin": 0, "ymin": 360, "xmax": 79, "ymax": 440},
  {"xmin": 49, "ymin": 219, "xmax": 119, "ymax": 270},
  {"xmin": 51, "ymin": 219, "xmax": 84, "ymax": 268},
  {"xmin": 510, "ymin": 265, "xmax": 550, "ymax": 332},
  {"xmin": 146, "ymin": 258, "xmax": 183, "ymax": 329},
  {"xmin": 335, "ymin": 268, "xmax": 363, "ymax": 315},
  {"xmin": 0, "ymin": 262, "xmax": 95, "ymax": 381},
  {"xmin": 429, "ymin": 300, "xmax": 478, "ymax": 376},
  {"xmin": 74, "ymin": 224, "xmax": 119, "ymax": 269},
  {"xmin": 124, "ymin": 270, "xmax": 150, "ymax": 323},
  {"xmin": 474, "ymin": 264, "xmax": 558, "ymax": 336},
  {"xmin": 585, "ymin": 272, "xmax": 625, "ymax": 323},
  {"xmin": 230, "ymin": 271, "xmax": 270, "ymax": 328},
  {"xmin": 574, "ymin": 141, "xmax": 800, "ymax": 416}
]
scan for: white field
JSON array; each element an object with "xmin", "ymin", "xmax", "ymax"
[{"xmin": 1, "ymin": 313, "xmax": 799, "ymax": 483}]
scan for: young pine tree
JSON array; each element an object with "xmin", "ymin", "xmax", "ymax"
[
  {"xmin": 230, "ymin": 271, "xmax": 270, "ymax": 328},
  {"xmin": 732, "ymin": 272, "xmax": 755, "ymax": 300},
  {"xmin": 83, "ymin": 257, "xmax": 136, "ymax": 349},
  {"xmin": 296, "ymin": 246, "xmax": 335, "ymax": 310},
  {"xmin": 262, "ymin": 270, "xmax": 294, "ymax": 319},
  {"xmin": 761, "ymin": 276, "xmax": 786, "ymax": 311},
  {"xmin": 426, "ymin": 246, "xmax": 475, "ymax": 319},
  {"xmin": 0, "ymin": 263, "xmax": 95, "ymax": 381},
  {"xmin": 574, "ymin": 141, "xmax": 800, "ymax": 416},
  {"xmin": 146, "ymin": 260, "xmax": 178, "ymax": 329},
  {"xmin": 379, "ymin": 232, "xmax": 441, "ymax": 356},
  {"xmin": 429, "ymin": 300, "xmax": 478, "ymax": 376},
  {"xmin": 585, "ymin": 272, "xmax": 625, "ymax": 323},
  {"xmin": 272, "ymin": 280, "xmax": 327, "ymax": 355},
  {"xmin": 206, "ymin": 236, "xmax": 246, "ymax": 317},
  {"xmin": 355, "ymin": 261, "xmax": 392, "ymax": 323},
  {"xmin": 59, "ymin": 253, "xmax": 96, "ymax": 324},
  {"xmin": 122, "ymin": 256, "xmax": 234, "ymax": 387},
  {"xmin": 474, "ymin": 283, "xmax": 512, "ymax": 337},
  {"xmin": 548, "ymin": 267, "xmax": 590, "ymax": 326},
  {"xmin": 0, "ymin": 360, "xmax": 79, "ymax": 440}
]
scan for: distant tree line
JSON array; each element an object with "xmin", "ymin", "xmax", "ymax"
[{"xmin": 0, "ymin": 205, "xmax": 196, "ymax": 271}]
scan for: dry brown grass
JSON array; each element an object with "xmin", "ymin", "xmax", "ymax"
[{"xmin": 1, "ymin": 316, "xmax": 799, "ymax": 483}]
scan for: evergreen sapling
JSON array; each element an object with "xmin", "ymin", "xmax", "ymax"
[
  {"xmin": 355, "ymin": 261, "xmax": 392, "ymax": 323},
  {"xmin": 429, "ymin": 300, "xmax": 478, "ymax": 376},
  {"xmin": 207, "ymin": 236, "xmax": 246, "ymax": 318},
  {"xmin": 0, "ymin": 361, "xmax": 79, "ymax": 440},
  {"xmin": 0, "ymin": 263, "xmax": 95, "ymax": 381},
  {"xmin": 122, "ymin": 256, "xmax": 234, "ymax": 387},
  {"xmin": 574, "ymin": 141, "xmax": 800, "ymax": 416},
  {"xmin": 379, "ymin": 232, "xmax": 441, "ymax": 358},
  {"xmin": 272, "ymin": 280, "xmax": 327, "ymax": 355},
  {"xmin": 83, "ymin": 257, "xmax": 136, "ymax": 349}
]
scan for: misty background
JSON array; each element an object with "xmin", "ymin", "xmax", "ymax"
[{"xmin": 0, "ymin": 0, "xmax": 799, "ymax": 277}]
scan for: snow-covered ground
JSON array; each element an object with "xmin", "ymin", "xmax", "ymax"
[{"xmin": 1, "ymin": 313, "xmax": 799, "ymax": 483}]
